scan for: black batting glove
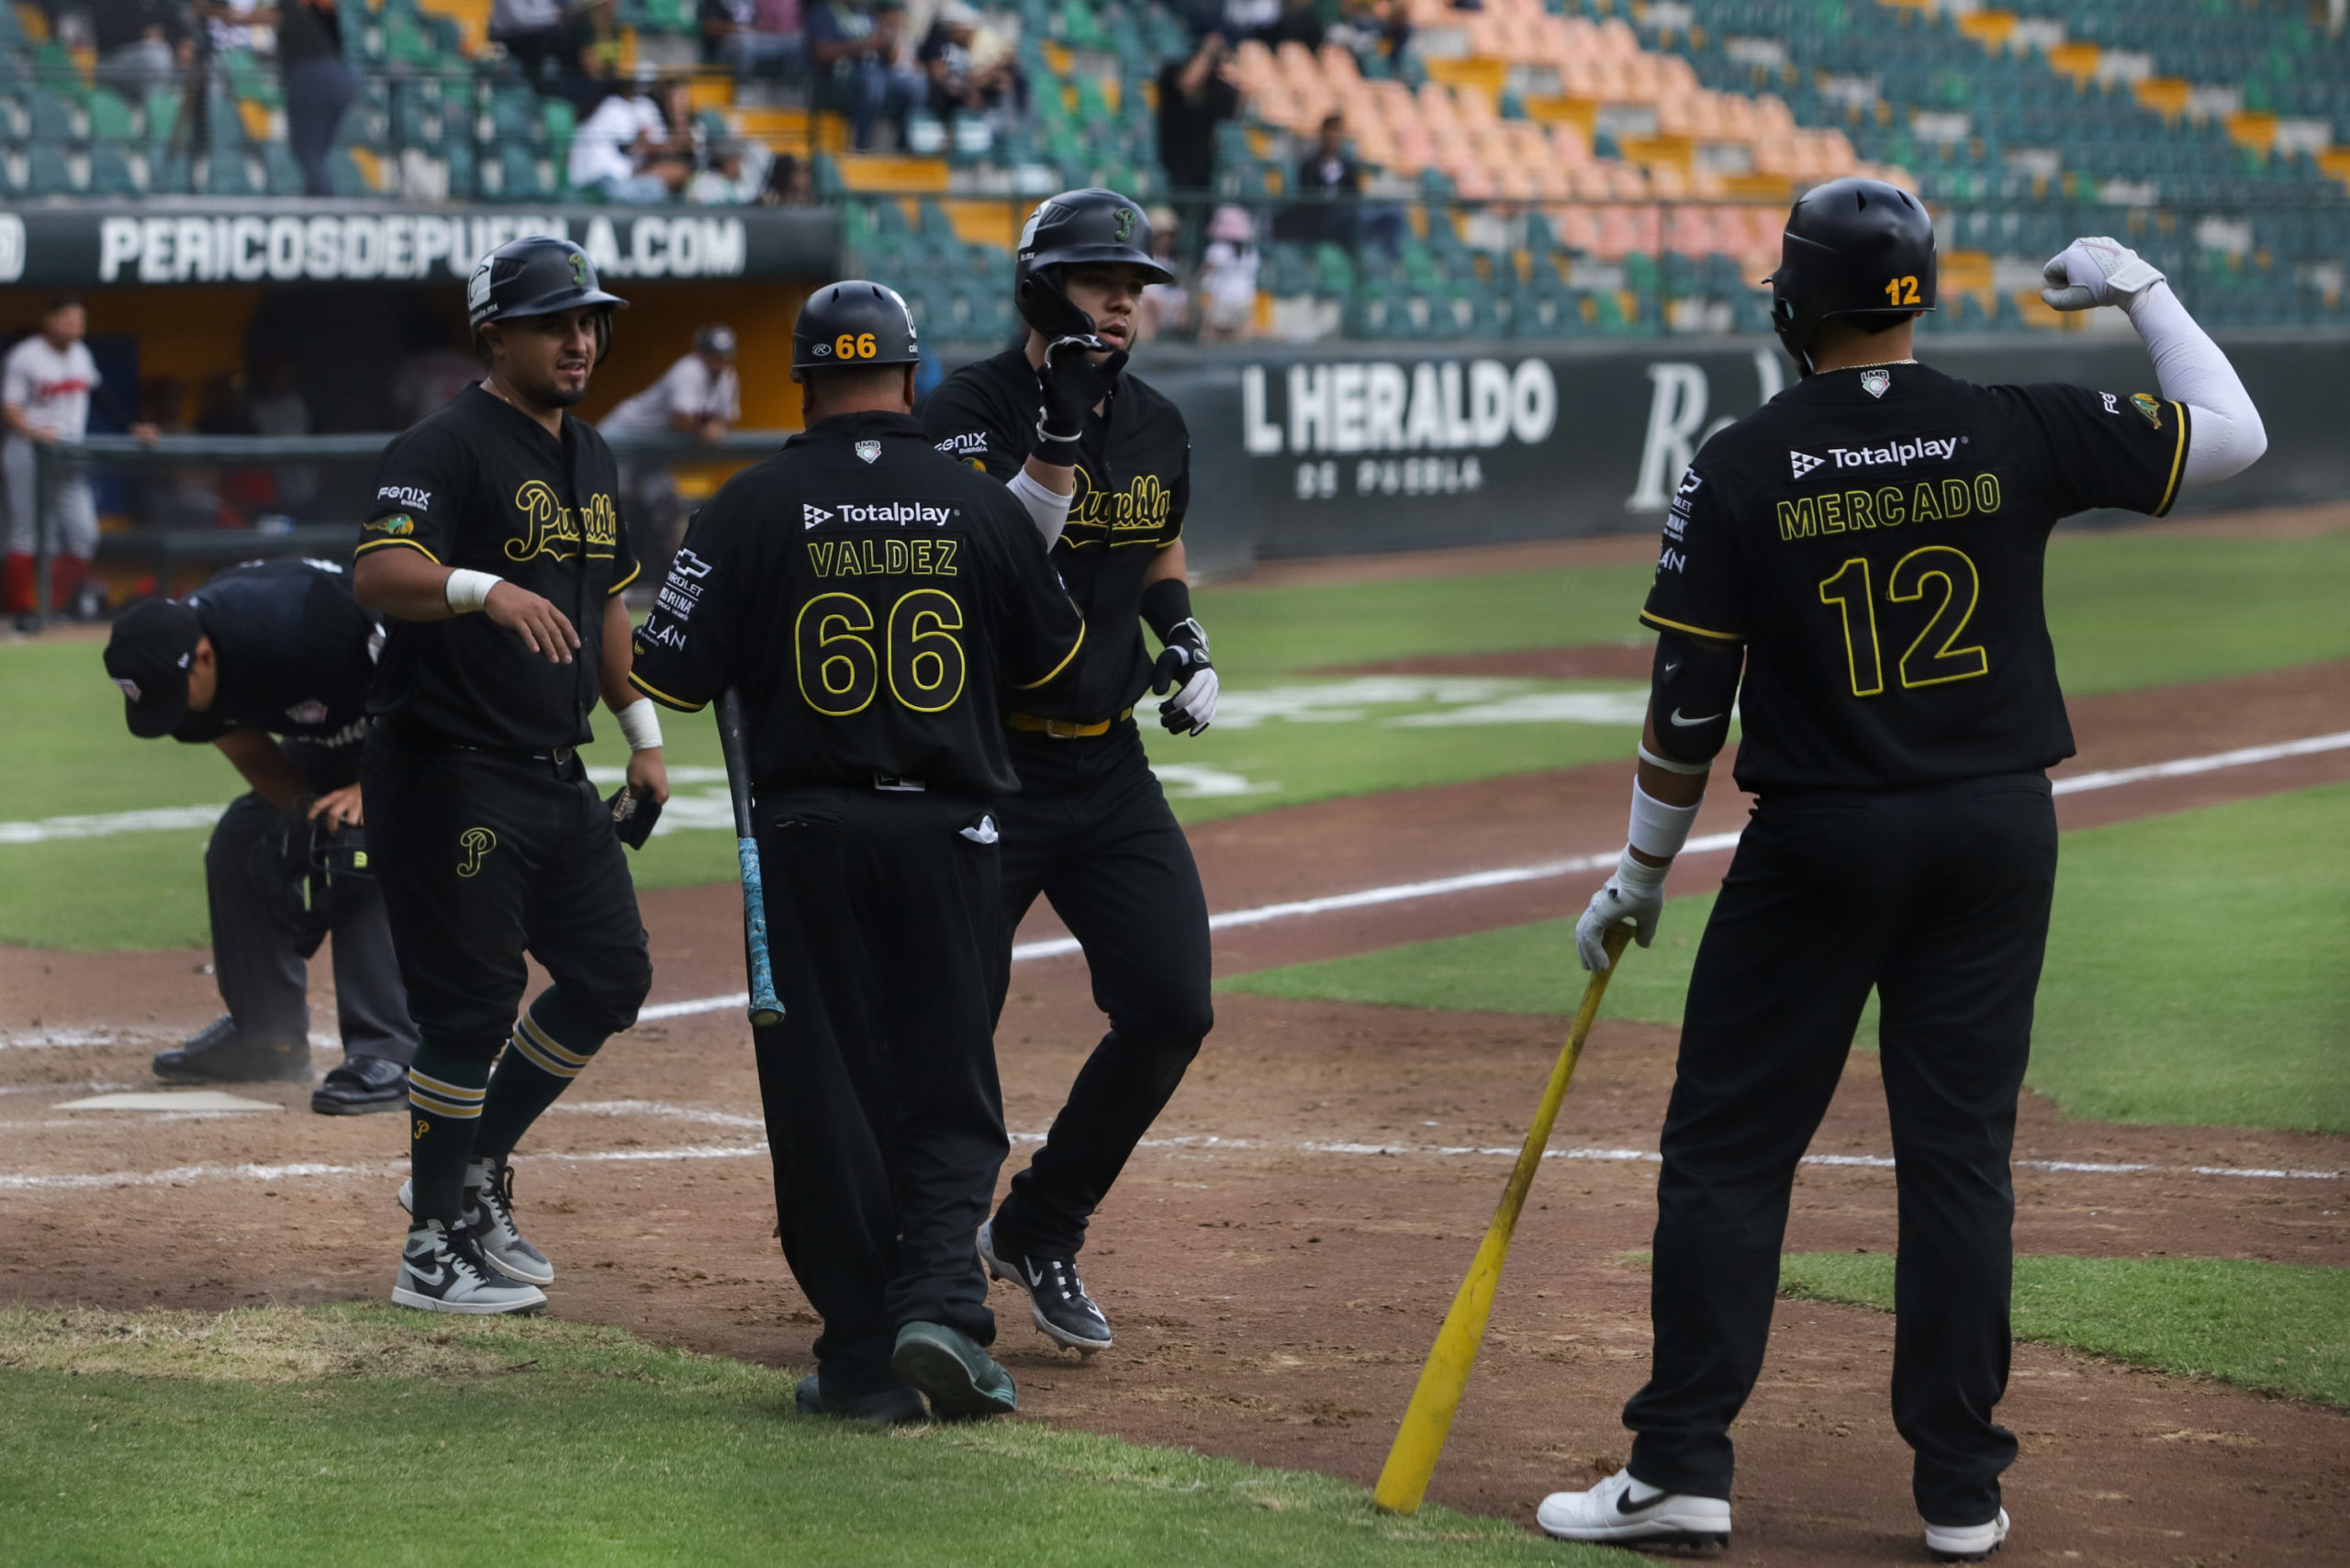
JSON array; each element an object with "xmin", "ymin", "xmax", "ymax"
[
  {"xmin": 1149, "ymin": 618, "xmax": 1218, "ymax": 736},
  {"xmin": 1035, "ymin": 338, "xmax": 1126, "ymax": 462}
]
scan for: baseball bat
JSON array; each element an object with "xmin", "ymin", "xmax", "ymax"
[
  {"xmin": 1371, "ymin": 923, "xmax": 1633, "ymax": 1517},
  {"xmin": 714, "ymin": 689, "xmax": 784, "ymax": 1028}
]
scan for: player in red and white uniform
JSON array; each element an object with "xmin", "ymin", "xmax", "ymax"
[{"xmin": 3, "ymin": 297, "xmax": 154, "ymax": 619}]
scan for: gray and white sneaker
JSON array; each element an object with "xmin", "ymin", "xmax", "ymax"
[
  {"xmin": 390, "ymin": 1219, "xmax": 547, "ymax": 1316},
  {"xmin": 1926, "ymin": 1507, "xmax": 2010, "ymax": 1562},
  {"xmin": 1536, "ymin": 1467, "xmax": 1731, "ymax": 1549},
  {"xmin": 979, "ymin": 1218, "xmax": 1112, "ymax": 1353},
  {"xmin": 397, "ymin": 1158, "xmax": 554, "ymax": 1286}
]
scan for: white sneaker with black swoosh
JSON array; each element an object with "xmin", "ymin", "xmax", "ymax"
[
  {"xmin": 1536, "ymin": 1468, "xmax": 1731, "ymax": 1548},
  {"xmin": 391, "ymin": 1219, "xmax": 547, "ymax": 1315},
  {"xmin": 1925, "ymin": 1507, "xmax": 2009, "ymax": 1562}
]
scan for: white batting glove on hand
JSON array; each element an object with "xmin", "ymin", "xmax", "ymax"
[
  {"xmin": 2041, "ymin": 237, "xmax": 2165, "ymax": 312},
  {"xmin": 1574, "ymin": 849, "xmax": 1669, "ymax": 972}
]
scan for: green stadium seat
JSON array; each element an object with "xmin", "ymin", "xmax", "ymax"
[
  {"xmin": 87, "ymin": 89, "xmax": 139, "ymax": 142},
  {"xmin": 29, "ymin": 91, "xmax": 86, "ymax": 143},
  {"xmin": 264, "ymin": 142, "xmax": 305, "ymax": 195},
  {"xmin": 89, "ymin": 143, "xmax": 146, "ymax": 195},
  {"xmin": 27, "ymin": 144, "xmax": 84, "ymax": 195}
]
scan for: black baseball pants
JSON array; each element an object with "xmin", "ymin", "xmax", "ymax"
[
  {"xmin": 989, "ymin": 723, "xmax": 1214, "ymax": 1259},
  {"xmin": 1623, "ymin": 772, "xmax": 2058, "ymax": 1530},
  {"xmin": 751, "ymin": 784, "xmax": 1010, "ymax": 1398},
  {"xmin": 360, "ymin": 730, "xmax": 651, "ymax": 1059},
  {"xmin": 207, "ymin": 741, "xmax": 416, "ymax": 1064}
]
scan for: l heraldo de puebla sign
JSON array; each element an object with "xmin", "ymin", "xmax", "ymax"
[
  {"xmin": 1205, "ymin": 345, "xmax": 1790, "ymax": 556},
  {"xmin": 0, "ymin": 205, "xmax": 836, "ymax": 287}
]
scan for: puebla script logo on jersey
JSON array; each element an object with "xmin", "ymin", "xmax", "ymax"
[
  {"xmin": 505, "ymin": 482, "xmax": 621, "ymax": 565},
  {"xmin": 1065, "ymin": 468, "xmax": 1174, "ymax": 546},
  {"xmin": 1777, "ymin": 474, "xmax": 2004, "ymax": 542},
  {"xmin": 376, "ymin": 485, "xmax": 431, "ymax": 510},
  {"xmin": 807, "ymin": 537, "xmax": 959, "ymax": 578}
]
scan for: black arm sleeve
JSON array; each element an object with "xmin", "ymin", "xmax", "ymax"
[{"xmin": 1648, "ymin": 630, "xmax": 1743, "ymax": 766}]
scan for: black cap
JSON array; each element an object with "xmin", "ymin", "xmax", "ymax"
[
  {"xmin": 791, "ymin": 281, "xmax": 922, "ymax": 372},
  {"xmin": 104, "ymin": 598, "xmax": 204, "ymax": 739},
  {"xmin": 1766, "ymin": 176, "xmax": 1937, "ymax": 375}
]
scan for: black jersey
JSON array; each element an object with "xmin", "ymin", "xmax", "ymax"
[
  {"xmin": 172, "ymin": 557, "xmax": 382, "ymax": 750},
  {"xmin": 355, "ymin": 383, "xmax": 639, "ymax": 751},
  {"xmin": 921, "ymin": 348, "xmax": 1188, "ymax": 722},
  {"xmin": 626, "ymin": 411, "xmax": 1086, "ymax": 797},
  {"xmin": 1643, "ymin": 362, "xmax": 2190, "ymax": 792}
]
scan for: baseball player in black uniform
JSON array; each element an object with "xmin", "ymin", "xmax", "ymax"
[
  {"xmin": 103, "ymin": 557, "xmax": 418, "ymax": 1114},
  {"xmin": 1536, "ymin": 182, "xmax": 2266, "ymax": 1559},
  {"xmin": 922, "ymin": 189, "xmax": 1218, "ymax": 1355},
  {"xmin": 629, "ymin": 282, "xmax": 1086, "ymax": 1424},
  {"xmin": 354, "ymin": 235, "xmax": 667, "ymax": 1316}
]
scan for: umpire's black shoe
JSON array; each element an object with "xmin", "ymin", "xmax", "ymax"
[
  {"xmin": 890, "ymin": 1323, "xmax": 1017, "ymax": 1420},
  {"xmin": 979, "ymin": 1218, "xmax": 1113, "ymax": 1354},
  {"xmin": 152, "ymin": 1015, "xmax": 312, "ymax": 1084},
  {"xmin": 310, "ymin": 1054, "xmax": 407, "ymax": 1115},
  {"xmin": 793, "ymin": 1374, "xmax": 929, "ymax": 1427}
]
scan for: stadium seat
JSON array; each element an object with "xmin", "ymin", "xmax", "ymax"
[{"xmin": 89, "ymin": 143, "xmax": 146, "ymax": 196}]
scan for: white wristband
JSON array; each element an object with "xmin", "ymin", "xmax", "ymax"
[
  {"xmin": 444, "ymin": 568, "xmax": 502, "ymax": 614},
  {"xmin": 1627, "ymin": 778, "xmax": 1702, "ymax": 862},
  {"xmin": 616, "ymin": 699, "xmax": 664, "ymax": 753}
]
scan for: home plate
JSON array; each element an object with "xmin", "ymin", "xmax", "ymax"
[{"xmin": 56, "ymin": 1091, "xmax": 284, "ymax": 1113}]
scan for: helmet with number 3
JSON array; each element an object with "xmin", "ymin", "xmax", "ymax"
[
  {"xmin": 791, "ymin": 280, "xmax": 923, "ymax": 375},
  {"xmin": 1766, "ymin": 177, "xmax": 1937, "ymax": 376}
]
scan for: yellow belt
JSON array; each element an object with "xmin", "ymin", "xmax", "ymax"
[{"xmin": 1005, "ymin": 707, "xmax": 1133, "ymax": 739}]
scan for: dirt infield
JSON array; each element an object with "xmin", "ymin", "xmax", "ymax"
[{"xmin": 5, "ymin": 654, "xmax": 2348, "ymax": 1565}]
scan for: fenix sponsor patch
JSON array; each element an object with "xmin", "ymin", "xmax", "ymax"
[
  {"xmin": 934, "ymin": 431, "xmax": 988, "ymax": 458},
  {"xmin": 376, "ymin": 485, "xmax": 431, "ymax": 510}
]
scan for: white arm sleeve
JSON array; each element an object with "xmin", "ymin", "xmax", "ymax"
[
  {"xmin": 2126, "ymin": 281, "xmax": 2266, "ymax": 487},
  {"xmin": 1006, "ymin": 465, "xmax": 1074, "ymax": 549}
]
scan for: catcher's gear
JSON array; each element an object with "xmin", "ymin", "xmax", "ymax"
[
  {"xmin": 791, "ymin": 279, "xmax": 922, "ymax": 373},
  {"xmin": 465, "ymin": 235, "xmax": 627, "ymax": 362},
  {"xmin": 1013, "ymin": 187, "xmax": 1173, "ymax": 340},
  {"xmin": 1766, "ymin": 176, "xmax": 1937, "ymax": 375},
  {"xmin": 1148, "ymin": 618, "xmax": 1217, "ymax": 736},
  {"xmin": 2040, "ymin": 237, "xmax": 2165, "ymax": 311}
]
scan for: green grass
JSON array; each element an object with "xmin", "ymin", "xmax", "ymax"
[
  {"xmin": 7, "ymin": 527, "xmax": 2347, "ymax": 950},
  {"xmin": 1227, "ymin": 785, "xmax": 2350, "ymax": 1133},
  {"xmin": 0, "ymin": 1305, "xmax": 1605, "ymax": 1568},
  {"xmin": 1778, "ymin": 1254, "xmax": 2350, "ymax": 1407}
]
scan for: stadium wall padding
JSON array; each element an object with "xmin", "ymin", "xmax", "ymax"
[{"xmin": 1124, "ymin": 333, "xmax": 2350, "ymax": 577}]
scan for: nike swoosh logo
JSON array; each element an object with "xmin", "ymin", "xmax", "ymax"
[
  {"xmin": 409, "ymin": 1261, "xmax": 447, "ymax": 1285},
  {"xmin": 1669, "ymin": 709, "xmax": 1722, "ymax": 727},
  {"xmin": 1024, "ymin": 1261, "xmax": 1046, "ymax": 1289},
  {"xmin": 1617, "ymin": 1488, "xmax": 1662, "ymax": 1517}
]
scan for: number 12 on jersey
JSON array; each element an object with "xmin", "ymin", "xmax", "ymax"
[{"xmin": 1818, "ymin": 545, "xmax": 1989, "ymax": 698}]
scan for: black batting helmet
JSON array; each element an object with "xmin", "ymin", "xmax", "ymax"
[
  {"xmin": 1013, "ymin": 187, "xmax": 1173, "ymax": 339},
  {"xmin": 1766, "ymin": 177, "xmax": 1937, "ymax": 375},
  {"xmin": 791, "ymin": 280, "xmax": 922, "ymax": 375},
  {"xmin": 466, "ymin": 235, "xmax": 627, "ymax": 361}
]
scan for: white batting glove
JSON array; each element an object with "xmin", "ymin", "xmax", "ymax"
[
  {"xmin": 1574, "ymin": 849, "xmax": 1669, "ymax": 972},
  {"xmin": 1158, "ymin": 656, "xmax": 1220, "ymax": 734},
  {"xmin": 2041, "ymin": 237, "xmax": 2165, "ymax": 312}
]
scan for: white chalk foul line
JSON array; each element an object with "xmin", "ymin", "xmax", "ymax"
[
  {"xmin": 3, "ymin": 1121, "xmax": 2335, "ymax": 1194},
  {"xmin": 633, "ymin": 730, "xmax": 2350, "ymax": 1025}
]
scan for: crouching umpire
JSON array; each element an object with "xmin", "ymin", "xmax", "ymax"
[
  {"xmin": 1538, "ymin": 183, "xmax": 2266, "ymax": 1560},
  {"xmin": 923, "ymin": 189, "xmax": 1217, "ymax": 1355},
  {"xmin": 629, "ymin": 282, "xmax": 1085, "ymax": 1423},
  {"xmin": 104, "ymin": 557, "xmax": 418, "ymax": 1113},
  {"xmin": 356, "ymin": 235, "xmax": 667, "ymax": 1316}
]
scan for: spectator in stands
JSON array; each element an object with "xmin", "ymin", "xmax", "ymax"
[
  {"xmin": 688, "ymin": 136, "xmax": 770, "ymax": 204},
  {"xmin": 275, "ymin": 0, "xmax": 351, "ymax": 198},
  {"xmin": 702, "ymin": 0, "xmax": 802, "ymax": 88},
  {"xmin": 489, "ymin": 0, "xmax": 571, "ymax": 87},
  {"xmin": 1137, "ymin": 204, "xmax": 1192, "ymax": 341},
  {"xmin": 1324, "ymin": 0, "xmax": 1405, "ymax": 64},
  {"xmin": 3, "ymin": 298, "xmax": 157, "ymax": 624},
  {"xmin": 1157, "ymin": 30, "xmax": 1240, "ymax": 208},
  {"xmin": 1283, "ymin": 111, "xmax": 1360, "ymax": 244},
  {"xmin": 568, "ymin": 0, "xmax": 627, "ymax": 111},
  {"xmin": 760, "ymin": 150, "xmax": 816, "ymax": 204},
  {"xmin": 918, "ymin": 0, "xmax": 1024, "ymax": 132},
  {"xmin": 568, "ymin": 72, "xmax": 689, "ymax": 202},
  {"xmin": 1196, "ymin": 203, "xmax": 1260, "ymax": 341},
  {"xmin": 91, "ymin": 0, "xmax": 194, "ymax": 98},
  {"xmin": 806, "ymin": 0, "xmax": 923, "ymax": 151},
  {"xmin": 599, "ymin": 324, "xmax": 741, "ymax": 566},
  {"xmin": 645, "ymin": 74, "xmax": 707, "ymax": 184}
]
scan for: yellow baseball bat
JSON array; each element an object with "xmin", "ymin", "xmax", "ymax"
[{"xmin": 1371, "ymin": 923, "xmax": 1632, "ymax": 1516}]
